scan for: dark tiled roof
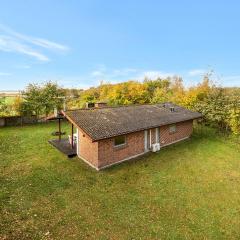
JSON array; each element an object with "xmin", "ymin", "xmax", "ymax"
[{"xmin": 64, "ymin": 103, "xmax": 202, "ymax": 141}]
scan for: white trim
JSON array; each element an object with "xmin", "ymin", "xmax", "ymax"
[
  {"xmin": 161, "ymin": 136, "xmax": 189, "ymax": 147},
  {"xmin": 76, "ymin": 128, "xmax": 79, "ymax": 155},
  {"xmin": 144, "ymin": 130, "xmax": 148, "ymax": 152}
]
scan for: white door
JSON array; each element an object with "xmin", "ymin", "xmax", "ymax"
[
  {"xmin": 144, "ymin": 130, "xmax": 148, "ymax": 152},
  {"xmin": 155, "ymin": 128, "xmax": 160, "ymax": 143}
]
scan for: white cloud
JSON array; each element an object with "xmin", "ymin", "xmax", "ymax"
[
  {"xmin": 137, "ymin": 71, "xmax": 174, "ymax": 80},
  {"xmin": 28, "ymin": 38, "xmax": 69, "ymax": 51},
  {"xmin": 0, "ymin": 24, "xmax": 69, "ymax": 51},
  {"xmin": 91, "ymin": 70, "xmax": 104, "ymax": 77},
  {"xmin": 111, "ymin": 68, "xmax": 138, "ymax": 78},
  {"xmin": 15, "ymin": 65, "xmax": 31, "ymax": 69},
  {"xmin": 221, "ymin": 75, "xmax": 240, "ymax": 86},
  {"xmin": 188, "ymin": 69, "xmax": 206, "ymax": 77},
  {"xmin": 0, "ymin": 35, "xmax": 50, "ymax": 62},
  {"xmin": 91, "ymin": 65, "xmax": 174, "ymax": 82},
  {"xmin": 65, "ymin": 79, "xmax": 98, "ymax": 90},
  {"xmin": 90, "ymin": 64, "xmax": 107, "ymax": 78},
  {"xmin": 0, "ymin": 24, "xmax": 69, "ymax": 62},
  {"xmin": 0, "ymin": 72, "xmax": 11, "ymax": 76}
]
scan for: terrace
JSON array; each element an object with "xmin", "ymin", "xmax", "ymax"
[
  {"xmin": 47, "ymin": 111, "xmax": 77, "ymax": 158},
  {"xmin": 48, "ymin": 138, "xmax": 76, "ymax": 157}
]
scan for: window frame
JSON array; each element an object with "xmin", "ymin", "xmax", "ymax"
[
  {"xmin": 114, "ymin": 135, "xmax": 127, "ymax": 147},
  {"xmin": 169, "ymin": 124, "xmax": 177, "ymax": 134}
]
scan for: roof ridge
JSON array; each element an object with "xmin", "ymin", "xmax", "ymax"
[{"xmin": 64, "ymin": 102, "xmax": 174, "ymax": 112}]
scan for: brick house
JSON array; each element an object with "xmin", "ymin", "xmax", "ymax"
[{"xmin": 61, "ymin": 103, "xmax": 201, "ymax": 170}]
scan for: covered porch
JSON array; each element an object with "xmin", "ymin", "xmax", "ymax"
[{"xmin": 47, "ymin": 112, "xmax": 78, "ymax": 158}]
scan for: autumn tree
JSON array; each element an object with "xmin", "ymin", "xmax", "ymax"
[
  {"xmin": 20, "ymin": 81, "xmax": 65, "ymax": 117},
  {"xmin": 0, "ymin": 97, "xmax": 10, "ymax": 116},
  {"xmin": 169, "ymin": 76, "xmax": 185, "ymax": 104}
]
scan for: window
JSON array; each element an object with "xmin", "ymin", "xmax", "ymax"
[
  {"xmin": 114, "ymin": 135, "xmax": 126, "ymax": 146},
  {"xmin": 169, "ymin": 124, "xmax": 176, "ymax": 133}
]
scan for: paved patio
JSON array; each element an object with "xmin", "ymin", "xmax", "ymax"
[{"xmin": 49, "ymin": 138, "xmax": 77, "ymax": 158}]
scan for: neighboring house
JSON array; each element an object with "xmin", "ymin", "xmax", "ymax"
[{"xmin": 60, "ymin": 102, "xmax": 202, "ymax": 170}]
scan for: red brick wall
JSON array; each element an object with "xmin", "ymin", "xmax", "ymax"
[
  {"xmin": 77, "ymin": 120, "xmax": 193, "ymax": 169},
  {"xmin": 77, "ymin": 128, "xmax": 99, "ymax": 168},
  {"xmin": 160, "ymin": 120, "xmax": 193, "ymax": 146},
  {"xmin": 98, "ymin": 131, "xmax": 145, "ymax": 168}
]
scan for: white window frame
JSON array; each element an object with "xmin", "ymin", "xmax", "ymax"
[
  {"xmin": 114, "ymin": 135, "xmax": 126, "ymax": 147},
  {"xmin": 169, "ymin": 124, "xmax": 177, "ymax": 134}
]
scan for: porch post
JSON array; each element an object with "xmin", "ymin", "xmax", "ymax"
[
  {"xmin": 71, "ymin": 123, "xmax": 74, "ymax": 149},
  {"xmin": 58, "ymin": 118, "xmax": 61, "ymax": 141}
]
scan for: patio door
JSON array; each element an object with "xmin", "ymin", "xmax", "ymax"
[
  {"xmin": 145, "ymin": 128, "xmax": 160, "ymax": 152},
  {"xmin": 144, "ymin": 130, "xmax": 151, "ymax": 151},
  {"xmin": 155, "ymin": 127, "xmax": 160, "ymax": 144}
]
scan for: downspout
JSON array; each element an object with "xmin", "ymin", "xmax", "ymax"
[{"xmin": 149, "ymin": 129, "xmax": 152, "ymax": 149}]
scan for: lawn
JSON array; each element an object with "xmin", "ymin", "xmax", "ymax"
[
  {"xmin": 0, "ymin": 122, "xmax": 240, "ymax": 240},
  {"xmin": 0, "ymin": 96, "xmax": 16, "ymax": 105}
]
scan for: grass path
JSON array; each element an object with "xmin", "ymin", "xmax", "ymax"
[{"xmin": 0, "ymin": 123, "xmax": 240, "ymax": 240}]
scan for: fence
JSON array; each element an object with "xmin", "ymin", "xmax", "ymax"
[{"xmin": 0, "ymin": 116, "xmax": 38, "ymax": 127}]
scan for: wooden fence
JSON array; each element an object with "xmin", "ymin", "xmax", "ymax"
[{"xmin": 0, "ymin": 116, "xmax": 38, "ymax": 127}]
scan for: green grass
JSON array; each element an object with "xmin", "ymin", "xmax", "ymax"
[
  {"xmin": 0, "ymin": 123, "xmax": 240, "ymax": 240},
  {"xmin": 1, "ymin": 96, "xmax": 16, "ymax": 105}
]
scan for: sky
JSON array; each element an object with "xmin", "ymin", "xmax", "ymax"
[{"xmin": 0, "ymin": 0, "xmax": 240, "ymax": 90}]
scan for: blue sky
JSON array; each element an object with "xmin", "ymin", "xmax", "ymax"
[{"xmin": 0, "ymin": 0, "xmax": 240, "ymax": 90}]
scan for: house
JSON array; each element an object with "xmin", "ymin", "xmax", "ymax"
[{"xmin": 59, "ymin": 102, "xmax": 202, "ymax": 170}]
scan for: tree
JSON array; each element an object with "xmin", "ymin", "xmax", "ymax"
[
  {"xmin": 151, "ymin": 87, "xmax": 170, "ymax": 103},
  {"xmin": 144, "ymin": 77, "xmax": 170, "ymax": 101},
  {"xmin": 0, "ymin": 97, "xmax": 10, "ymax": 116},
  {"xmin": 12, "ymin": 96, "xmax": 23, "ymax": 115},
  {"xmin": 169, "ymin": 76, "xmax": 185, "ymax": 104},
  {"xmin": 21, "ymin": 81, "xmax": 65, "ymax": 117},
  {"xmin": 228, "ymin": 93, "xmax": 240, "ymax": 135},
  {"xmin": 183, "ymin": 75, "xmax": 212, "ymax": 109},
  {"xmin": 41, "ymin": 82, "xmax": 65, "ymax": 116}
]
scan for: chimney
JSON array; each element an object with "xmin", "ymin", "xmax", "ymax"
[
  {"xmin": 95, "ymin": 102, "xmax": 107, "ymax": 108},
  {"xmin": 86, "ymin": 102, "xmax": 95, "ymax": 108},
  {"xmin": 163, "ymin": 103, "xmax": 175, "ymax": 112}
]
